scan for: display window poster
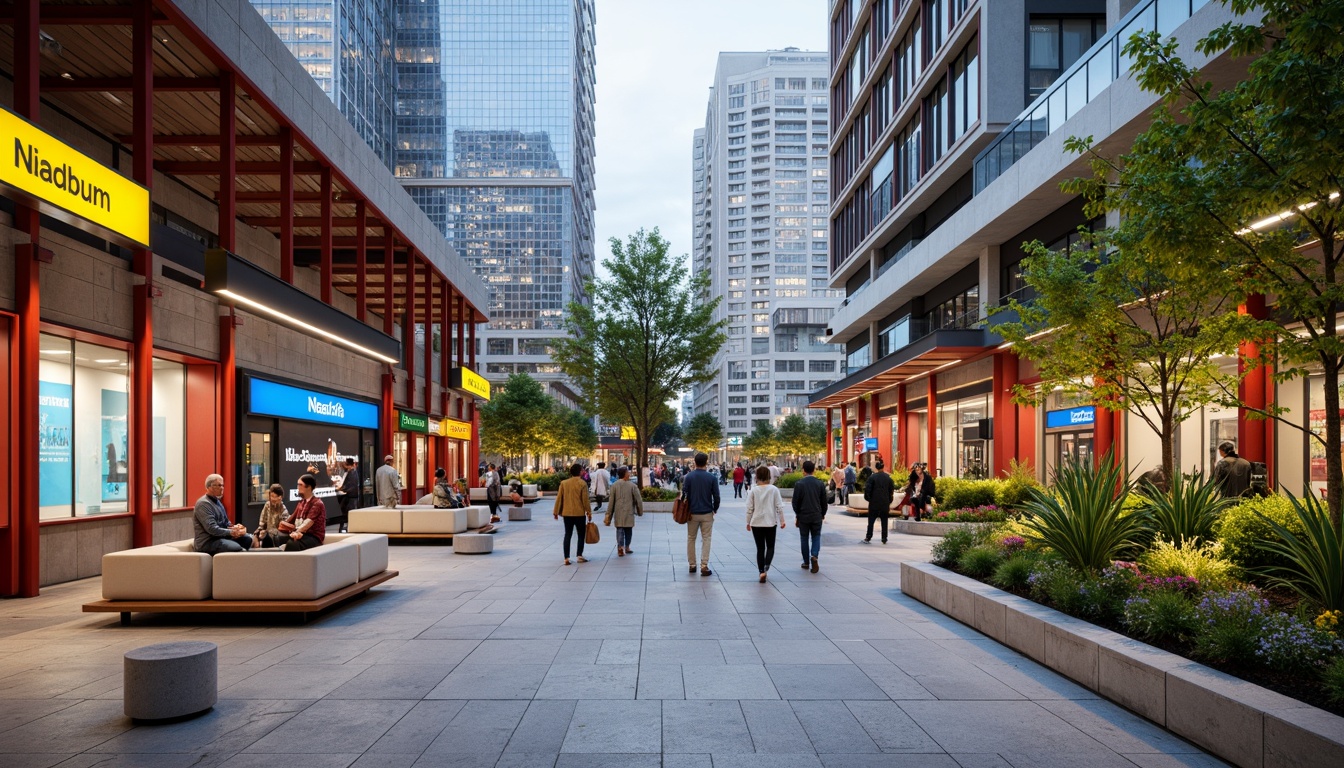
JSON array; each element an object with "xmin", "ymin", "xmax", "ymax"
[
  {"xmin": 38, "ymin": 381, "xmax": 74, "ymax": 506},
  {"xmin": 277, "ymin": 420, "xmax": 361, "ymax": 519},
  {"xmin": 101, "ymin": 389, "xmax": 128, "ymax": 502}
]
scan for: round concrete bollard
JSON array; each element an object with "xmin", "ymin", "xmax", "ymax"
[
  {"xmin": 507, "ymin": 506, "xmax": 532, "ymax": 521},
  {"xmin": 453, "ymin": 533, "xmax": 495, "ymax": 554},
  {"xmin": 124, "ymin": 641, "xmax": 218, "ymax": 721}
]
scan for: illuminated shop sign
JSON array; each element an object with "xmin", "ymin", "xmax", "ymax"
[
  {"xmin": 248, "ymin": 378, "xmax": 379, "ymax": 429},
  {"xmin": 0, "ymin": 105, "xmax": 150, "ymax": 247},
  {"xmin": 449, "ymin": 366, "xmax": 492, "ymax": 401},
  {"xmin": 440, "ymin": 418, "xmax": 472, "ymax": 441},
  {"xmin": 398, "ymin": 410, "xmax": 429, "ymax": 433},
  {"xmin": 1045, "ymin": 406, "xmax": 1096, "ymax": 430}
]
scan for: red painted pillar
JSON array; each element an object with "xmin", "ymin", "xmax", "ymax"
[
  {"xmin": 992, "ymin": 352, "xmax": 1018, "ymax": 478},
  {"xmin": 219, "ymin": 311, "xmax": 237, "ymax": 520},
  {"xmin": 423, "ymin": 269, "xmax": 433, "ymax": 413},
  {"xmin": 1094, "ymin": 394, "xmax": 1114, "ymax": 469},
  {"xmin": 440, "ymin": 282, "xmax": 451, "ymax": 416},
  {"xmin": 1238, "ymin": 294, "xmax": 1268, "ymax": 465},
  {"xmin": 131, "ymin": 0, "xmax": 155, "ymax": 548},
  {"xmin": 218, "ymin": 72, "xmax": 236, "ymax": 252},
  {"xmin": 13, "ymin": 0, "xmax": 42, "ymax": 597},
  {"xmin": 381, "ymin": 372, "xmax": 395, "ymax": 459},
  {"xmin": 895, "ymin": 384, "xmax": 908, "ymax": 465},
  {"xmin": 403, "ymin": 254, "xmax": 416, "ymax": 409},
  {"xmin": 280, "ymin": 127, "xmax": 294, "ymax": 284},
  {"xmin": 457, "ymin": 295, "xmax": 466, "ymax": 375},
  {"xmin": 405, "ymin": 433, "xmax": 416, "ymax": 504},
  {"xmin": 382, "ymin": 231, "xmax": 395, "ymax": 336},
  {"xmin": 838, "ymin": 403, "xmax": 847, "ymax": 465},
  {"xmin": 355, "ymin": 201, "xmax": 367, "ymax": 322},
  {"xmin": 926, "ymin": 374, "xmax": 939, "ymax": 476},
  {"xmin": 320, "ymin": 167, "xmax": 333, "ymax": 305},
  {"xmin": 468, "ymin": 311, "xmax": 479, "ymax": 482},
  {"xmin": 825, "ymin": 408, "xmax": 833, "ymax": 467}
]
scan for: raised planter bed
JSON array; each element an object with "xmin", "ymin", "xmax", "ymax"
[
  {"xmin": 837, "ymin": 508, "xmax": 991, "ymax": 537},
  {"xmin": 901, "ymin": 561, "xmax": 1344, "ymax": 768},
  {"xmin": 642, "ymin": 501, "xmax": 674, "ymax": 513}
]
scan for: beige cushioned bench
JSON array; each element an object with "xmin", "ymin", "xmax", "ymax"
[
  {"xmin": 102, "ymin": 541, "xmax": 212, "ymax": 601},
  {"xmin": 350, "ymin": 505, "xmax": 479, "ymax": 535}
]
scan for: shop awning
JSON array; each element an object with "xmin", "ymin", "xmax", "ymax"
[{"xmin": 808, "ymin": 328, "xmax": 995, "ymax": 409}]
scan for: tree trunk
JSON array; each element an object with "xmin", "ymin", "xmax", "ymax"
[
  {"xmin": 1323, "ymin": 357, "xmax": 1342, "ymax": 527},
  {"xmin": 1161, "ymin": 411, "xmax": 1176, "ymax": 489}
]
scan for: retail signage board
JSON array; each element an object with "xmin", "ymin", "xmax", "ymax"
[
  {"xmin": 0, "ymin": 105, "xmax": 149, "ymax": 247},
  {"xmin": 449, "ymin": 366, "xmax": 491, "ymax": 401},
  {"xmin": 1045, "ymin": 406, "xmax": 1096, "ymax": 430},
  {"xmin": 398, "ymin": 410, "xmax": 429, "ymax": 433},
  {"xmin": 620, "ymin": 426, "xmax": 637, "ymax": 440},
  {"xmin": 862, "ymin": 437, "xmax": 879, "ymax": 452},
  {"xmin": 441, "ymin": 418, "xmax": 472, "ymax": 441},
  {"xmin": 249, "ymin": 377, "xmax": 378, "ymax": 429}
]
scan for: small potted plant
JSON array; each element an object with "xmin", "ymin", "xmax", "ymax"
[{"xmin": 153, "ymin": 476, "xmax": 173, "ymax": 508}]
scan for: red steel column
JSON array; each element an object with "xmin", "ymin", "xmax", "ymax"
[
  {"xmin": 279, "ymin": 126, "xmax": 294, "ymax": 283},
  {"xmin": 218, "ymin": 72, "xmax": 236, "ymax": 252},
  {"xmin": 1094, "ymin": 391, "xmax": 1114, "ymax": 469},
  {"xmin": 926, "ymin": 375, "xmax": 939, "ymax": 476},
  {"xmin": 825, "ymin": 408, "xmax": 833, "ymax": 467},
  {"xmin": 355, "ymin": 200, "xmax": 367, "ymax": 322},
  {"xmin": 403, "ymin": 254, "xmax": 416, "ymax": 409},
  {"xmin": 468, "ymin": 310, "xmax": 479, "ymax": 482},
  {"xmin": 1238, "ymin": 294, "xmax": 1268, "ymax": 466},
  {"xmin": 13, "ymin": 0, "xmax": 41, "ymax": 596},
  {"xmin": 423, "ymin": 268, "xmax": 433, "ymax": 413},
  {"xmin": 440, "ymin": 281, "xmax": 451, "ymax": 416},
  {"xmin": 896, "ymin": 384, "xmax": 908, "ymax": 464},
  {"xmin": 993, "ymin": 352, "xmax": 1019, "ymax": 478},
  {"xmin": 381, "ymin": 372, "xmax": 395, "ymax": 458},
  {"xmin": 131, "ymin": 0, "xmax": 155, "ymax": 547},
  {"xmin": 219, "ymin": 311, "xmax": 237, "ymax": 520},
  {"xmin": 320, "ymin": 167, "xmax": 333, "ymax": 304},
  {"xmin": 382, "ymin": 231, "xmax": 395, "ymax": 336}
]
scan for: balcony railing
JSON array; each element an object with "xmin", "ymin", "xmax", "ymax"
[{"xmin": 973, "ymin": 0, "xmax": 1212, "ymax": 194}]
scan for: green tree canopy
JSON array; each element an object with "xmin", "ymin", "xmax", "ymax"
[
  {"xmin": 1055, "ymin": 0, "xmax": 1344, "ymax": 522},
  {"xmin": 478, "ymin": 372, "xmax": 552, "ymax": 464},
  {"xmin": 742, "ymin": 421, "xmax": 778, "ymax": 461},
  {"xmin": 683, "ymin": 412, "xmax": 723, "ymax": 454},
  {"xmin": 551, "ymin": 229, "xmax": 727, "ymax": 485},
  {"xmin": 543, "ymin": 407, "xmax": 599, "ymax": 461}
]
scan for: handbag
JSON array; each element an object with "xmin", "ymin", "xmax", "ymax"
[
  {"xmin": 672, "ymin": 495, "xmax": 691, "ymax": 524},
  {"xmin": 585, "ymin": 521, "xmax": 601, "ymax": 544}
]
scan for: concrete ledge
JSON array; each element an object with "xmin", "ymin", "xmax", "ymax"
[
  {"xmin": 835, "ymin": 512, "xmax": 993, "ymax": 536},
  {"xmin": 900, "ymin": 561, "xmax": 1344, "ymax": 768}
]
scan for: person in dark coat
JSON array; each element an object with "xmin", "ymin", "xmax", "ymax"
[
  {"xmin": 862, "ymin": 459, "xmax": 895, "ymax": 544},
  {"xmin": 909, "ymin": 463, "xmax": 936, "ymax": 521},
  {"xmin": 335, "ymin": 457, "xmax": 359, "ymax": 532},
  {"xmin": 791, "ymin": 460, "xmax": 828, "ymax": 573}
]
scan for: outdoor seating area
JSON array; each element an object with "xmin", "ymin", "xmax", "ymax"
[
  {"xmin": 82, "ymin": 533, "xmax": 396, "ymax": 623},
  {"xmin": 348, "ymin": 505, "xmax": 479, "ymax": 537}
]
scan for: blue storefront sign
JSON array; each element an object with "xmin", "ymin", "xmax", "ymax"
[
  {"xmin": 1045, "ymin": 406, "xmax": 1096, "ymax": 430},
  {"xmin": 249, "ymin": 378, "xmax": 379, "ymax": 429},
  {"xmin": 863, "ymin": 437, "xmax": 879, "ymax": 452}
]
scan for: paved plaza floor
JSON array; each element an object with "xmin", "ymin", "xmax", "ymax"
[{"xmin": 0, "ymin": 492, "xmax": 1226, "ymax": 767}]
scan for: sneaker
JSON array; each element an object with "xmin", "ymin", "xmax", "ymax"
[
  {"xmin": 810, "ymin": 556, "xmax": 819, "ymax": 574},
  {"xmin": 690, "ymin": 565, "xmax": 697, "ymax": 573},
  {"xmin": 862, "ymin": 538, "xmax": 871, "ymax": 544},
  {"xmin": 701, "ymin": 566, "xmax": 713, "ymax": 577},
  {"xmin": 801, "ymin": 562, "xmax": 810, "ymax": 569}
]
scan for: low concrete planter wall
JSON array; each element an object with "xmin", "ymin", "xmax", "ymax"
[
  {"xmin": 642, "ymin": 502, "xmax": 675, "ymax": 513},
  {"xmin": 901, "ymin": 561, "xmax": 1344, "ymax": 768},
  {"xmin": 837, "ymin": 511, "xmax": 991, "ymax": 537}
]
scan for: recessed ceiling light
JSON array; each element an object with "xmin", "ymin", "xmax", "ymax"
[
  {"xmin": 94, "ymin": 359, "xmax": 119, "ymax": 364},
  {"xmin": 60, "ymin": 72, "xmax": 73, "ymax": 80}
]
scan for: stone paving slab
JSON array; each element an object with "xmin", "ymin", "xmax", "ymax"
[{"xmin": 0, "ymin": 493, "xmax": 1225, "ymax": 767}]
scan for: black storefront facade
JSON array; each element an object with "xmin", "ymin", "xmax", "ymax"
[{"xmin": 238, "ymin": 372, "xmax": 380, "ymax": 530}]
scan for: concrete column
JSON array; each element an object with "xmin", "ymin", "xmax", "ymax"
[
  {"xmin": 1106, "ymin": 0, "xmax": 1144, "ymax": 28},
  {"xmin": 978, "ymin": 245, "xmax": 1001, "ymax": 317}
]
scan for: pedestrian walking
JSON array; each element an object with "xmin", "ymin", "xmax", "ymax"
[
  {"xmin": 682, "ymin": 451, "xmax": 721, "ymax": 576},
  {"xmin": 483, "ymin": 462, "xmax": 502, "ymax": 520},
  {"xmin": 553, "ymin": 463, "xmax": 592, "ymax": 566},
  {"xmin": 844, "ymin": 462, "xmax": 857, "ymax": 504},
  {"xmin": 1213, "ymin": 441, "xmax": 1253, "ymax": 498},
  {"xmin": 590, "ymin": 461, "xmax": 611, "ymax": 513},
  {"xmin": 604, "ymin": 466, "xmax": 643, "ymax": 556},
  {"xmin": 863, "ymin": 459, "xmax": 895, "ymax": 544},
  {"xmin": 746, "ymin": 465, "xmax": 786, "ymax": 582},
  {"xmin": 375, "ymin": 454, "xmax": 402, "ymax": 508},
  {"xmin": 792, "ymin": 460, "xmax": 828, "ymax": 573},
  {"xmin": 830, "ymin": 465, "xmax": 847, "ymax": 506},
  {"xmin": 732, "ymin": 463, "xmax": 746, "ymax": 499}
]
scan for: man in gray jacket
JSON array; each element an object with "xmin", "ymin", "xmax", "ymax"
[
  {"xmin": 791, "ymin": 460, "xmax": 828, "ymax": 573},
  {"xmin": 376, "ymin": 454, "xmax": 402, "ymax": 507},
  {"xmin": 193, "ymin": 474, "xmax": 253, "ymax": 554}
]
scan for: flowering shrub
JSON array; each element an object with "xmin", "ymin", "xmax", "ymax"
[
  {"xmin": 991, "ymin": 553, "xmax": 1041, "ymax": 591},
  {"xmin": 640, "ymin": 486, "xmax": 679, "ymax": 502},
  {"xmin": 1255, "ymin": 613, "xmax": 1342, "ymax": 671},
  {"xmin": 1193, "ymin": 589, "xmax": 1270, "ymax": 665},
  {"xmin": 1028, "ymin": 559, "xmax": 1138, "ymax": 622},
  {"xmin": 1139, "ymin": 538, "xmax": 1239, "ymax": 591},
  {"xmin": 1123, "ymin": 590, "xmax": 1197, "ymax": 643},
  {"xmin": 929, "ymin": 505, "xmax": 1008, "ymax": 523},
  {"xmin": 930, "ymin": 524, "xmax": 993, "ymax": 566},
  {"xmin": 1317, "ymin": 610, "xmax": 1343, "ymax": 633},
  {"xmin": 999, "ymin": 535, "xmax": 1027, "ymax": 555},
  {"xmin": 1138, "ymin": 574, "xmax": 1201, "ymax": 594}
]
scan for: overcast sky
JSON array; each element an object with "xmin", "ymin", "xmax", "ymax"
[{"xmin": 592, "ymin": 0, "xmax": 829, "ymax": 271}]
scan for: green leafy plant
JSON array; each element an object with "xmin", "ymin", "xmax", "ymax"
[
  {"xmin": 991, "ymin": 553, "xmax": 1041, "ymax": 591},
  {"xmin": 1122, "ymin": 589, "xmax": 1197, "ymax": 643},
  {"xmin": 152, "ymin": 476, "xmax": 173, "ymax": 503},
  {"xmin": 997, "ymin": 459, "xmax": 1041, "ymax": 511},
  {"xmin": 775, "ymin": 472, "xmax": 804, "ymax": 489},
  {"xmin": 1324, "ymin": 657, "xmax": 1344, "ymax": 705},
  {"xmin": 1257, "ymin": 493, "xmax": 1344, "ymax": 612},
  {"xmin": 1020, "ymin": 456, "xmax": 1149, "ymax": 572},
  {"xmin": 1214, "ymin": 495, "xmax": 1309, "ymax": 572},
  {"xmin": 640, "ymin": 486, "xmax": 679, "ymax": 502},
  {"xmin": 941, "ymin": 479, "xmax": 1001, "ymax": 511},
  {"xmin": 957, "ymin": 545, "xmax": 1003, "ymax": 578},
  {"xmin": 1192, "ymin": 589, "xmax": 1269, "ymax": 666},
  {"xmin": 1027, "ymin": 558, "xmax": 1137, "ymax": 622},
  {"xmin": 930, "ymin": 524, "xmax": 992, "ymax": 567},
  {"xmin": 1139, "ymin": 470, "xmax": 1233, "ymax": 545},
  {"xmin": 1139, "ymin": 538, "xmax": 1240, "ymax": 592}
]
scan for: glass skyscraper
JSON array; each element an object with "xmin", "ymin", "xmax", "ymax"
[
  {"xmin": 249, "ymin": 0, "xmax": 396, "ymax": 168},
  {"xmin": 395, "ymin": 0, "xmax": 597, "ymax": 405}
]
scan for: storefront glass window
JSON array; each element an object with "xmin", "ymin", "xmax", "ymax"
[
  {"xmin": 937, "ymin": 394, "xmax": 991, "ymax": 479},
  {"xmin": 1309, "ymin": 375, "xmax": 1344, "ymax": 493},
  {"xmin": 247, "ymin": 431, "xmax": 273, "ymax": 504},
  {"xmin": 393, "ymin": 432, "xmax": 409, "ymax": 493},
  {"xmin": 152, "ymin": 360, "xmax": 186, "ymax": 508}
]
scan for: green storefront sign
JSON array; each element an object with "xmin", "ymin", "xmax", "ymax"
[{"xmin": 398, "ymin": 410, "xmax": 429, "ymax": 433}]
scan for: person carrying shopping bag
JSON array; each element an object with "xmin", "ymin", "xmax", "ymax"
[
  {"xmin": 603, "ymin": 466, "xmax": 643, "ymax": 556},
  {"xmin": 554, "ymin": 463, "xmax": 593, "ymax": 565},
  {"xmin": 746, "ymin": 465, "xmax": 786, "ymax": 582}
]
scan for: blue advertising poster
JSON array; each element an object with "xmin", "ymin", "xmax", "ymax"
[
  {"xmin": 1045, "ymin": 406, "xmax": 1096, "ymax": 430},
  {"xmin": 102, "ymin": 389, "xmax": 128, "ymax": 502},
  {"xmin": 38, "ymin": 381, "xmax": 73, "ymax": 507}
]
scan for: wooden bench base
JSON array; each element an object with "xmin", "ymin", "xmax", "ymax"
[{"xmin": 83, "ymin": 570, "xmax": 399, "ymax": 624}]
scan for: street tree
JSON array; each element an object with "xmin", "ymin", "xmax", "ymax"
[
  {"xmin": 683, "ymin": 413, "xmax": 723, "ymax": 455},
  {"xmin": 650, "ymin": 420, "xmax": 682, "ymax": 449},
  {"xmin": 552, "ymin": 228, "xmax": 727, "ymax": 486},
  {"xmin": 1057, "ymin": 1, "xmax": 1344, "ymax": 522},
  {"xmin": 478, "ymin": 372, "xmax": 553, "ymax": 467},
  {"xmin": 543, "ymin": 407, "xmax": 599, "ymax": 462},
  {"xmin": 742, "ymin": 421, "xmax": 778, "ymax": 462},
  {"xmin": 774, "ymin": 414, "xmax": 827, "ymax": 462}
]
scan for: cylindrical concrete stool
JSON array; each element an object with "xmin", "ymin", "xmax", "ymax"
[
  {"xmin": 453, "ymin": 533, "xmax": 495, "ymax": 554},
  {"xmin": 508, "ymin": 506, "xmax": 532, "ymax": 521},
  {"xmin": 124, "ymin": 641, "xmax": 218, "ymax": 721}
]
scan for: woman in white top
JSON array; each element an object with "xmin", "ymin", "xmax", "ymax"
[{"xmin": 746, "ymin": 464, "xmax": 786, "ymax": 582}]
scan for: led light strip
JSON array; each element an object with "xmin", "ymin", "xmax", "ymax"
[{"xmin": 216, "ymin": 289, "xmax": 400, "ymax": 364}]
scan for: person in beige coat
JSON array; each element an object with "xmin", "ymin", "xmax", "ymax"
[{"xmin": 603, "ymin": 466, "xmax": 644, "ymax": 557}]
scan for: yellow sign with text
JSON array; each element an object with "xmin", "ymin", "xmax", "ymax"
[
  {"xmin": 0, "ymin": 106, "xmax": 150, "ymax": 247},
  {"xmin": 441, "ymin": 418, "xmax": 472, "ymax": 441},
  {"xmin": 450, "ymin": 366, "xmax": 491, "ymax": 401},
  {"xmin": 620, "ymin": 426, "xmax": 637, "ymax": 440}
]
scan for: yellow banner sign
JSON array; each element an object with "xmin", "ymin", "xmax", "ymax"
[
  {"xmin": 0, "ymin": 106, "xmax": 150, "ymax": 247},
  {"xmin": 441, "ymin": 418, "xmax": 472, "ymax": 441},
  {"xmin": 620, "ymin": 426, "xmax": 637, "ymax": 440},
  {"xmin": 450, "ymin": 366, "xmax": 491, "ymax": 401}
]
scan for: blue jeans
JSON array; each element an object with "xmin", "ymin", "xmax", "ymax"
[
  {"xmin": 198, "ymin": 534, "xmax": 253, "ymax": 554},
  {"xmin": 616, "ymin": 526, "xmax": 633, "ymax": 549},
  {"xmin": 799, "ymin": 520, "xmax": 822, "ymax": 561}
]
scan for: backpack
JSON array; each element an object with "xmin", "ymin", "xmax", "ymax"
[{"xmin": 1248, "ymin": 461, "xmax": 1270, "ymax": 498}]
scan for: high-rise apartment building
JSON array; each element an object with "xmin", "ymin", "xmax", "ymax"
[
  {"xmin": 691, "ymin": 50, "xmax": 844, "ymax": 448},
  {"xmin": 249, "ymin": 0, "xmax": 396, "ymax": 167},
  {"xmin": 811, "ymin": 1, "xmax": 1290, "ymax": 487},
  {"xmin": 394, "ymin": 0, "xmax": 597, "ymax": 406}
]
